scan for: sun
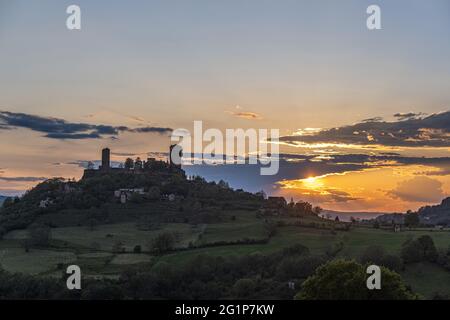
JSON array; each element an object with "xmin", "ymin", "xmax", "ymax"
[
  {"xmin": 304, "ymin": 177, "xmax": 316, "ymax": 183},
  {"xmin": 302, "ymin": 176, "xmax": 324, "ymax": 190}
]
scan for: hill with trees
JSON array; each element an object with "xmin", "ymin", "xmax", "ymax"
[{"xmin": 418, "ymin": 197, "xmax": 450, "ymax": 226}]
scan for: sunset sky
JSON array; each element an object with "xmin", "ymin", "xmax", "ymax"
[{"xmin": 1, "ymin": 0, "xmax": 449, "ymax": 213}]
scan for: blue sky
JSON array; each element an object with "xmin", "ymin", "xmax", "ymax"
[
  {"xmin": 0, "ymin": 0, "xmax": 449, "ymax": 211},
  {"xmin": 1, "ymin": 0, "xmax": 449, "ymax": 129}
]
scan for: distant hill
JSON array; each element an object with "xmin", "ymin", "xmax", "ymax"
[
  {"xmin": 0, "ymin": 195, "xmax": 8, "ymax": 206},
  {"xmin": 372, "ymin": 197, "xmax": 450, "ymax": 226},
  {"xmin": 419, "ymin": 197, "xmax": 450, "ymax": 225},
  {"xmin": 375, "ymin": 213, "xmax": 404, "ymax": 225},
  {"xmin": 322, "ymin": 210, "xmax": 385, "ymax": 222}
]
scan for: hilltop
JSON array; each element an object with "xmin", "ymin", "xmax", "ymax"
[
  {"xmin": 419, "ymin": 197, "xmax": 450, "ymax": 225},
  {"xmin": 0, "ymin": 162, "xmax": 264, "ymax": 236}
]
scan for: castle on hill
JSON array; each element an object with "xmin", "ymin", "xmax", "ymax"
[{"xmin": 82, "ymin": 145, "xmax": 183, "ymax": 179}]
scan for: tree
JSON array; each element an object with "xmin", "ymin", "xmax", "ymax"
[
  {"xmin": 112, "ymin": 241, "xmax": 125, "ymax": 253},
  {"xmin": 360, "ymin": 245, "xmax": 385, "ymax": 265},
  {"xmin": 124, "ymin": 158, "xmax": 134, "ymax": 170},
  {"xmin": 147, "ymin": 186, "xmax": 161, "ymax": 201},
  {"xmin": 313, "ymin": 206, "xmax": 322, "ymax": 215},
  {"xmin": 295, "ymin": 259, "xmax": 417, "ymax": 300},
  {"xmin": 129, "ymin": 193, "xmax": 145, "ymax": 204},
  {"xmin": 401, "ymin": 235, "xmax": 438, "ymax": 263},
  {"xmin": 380, "ymin": 254, "xmax": 403, "ymax": 273},
  {"xmin": 294, "ymin": 201, "xmax": 313, "ymax": 215},
  {"xmin": 264, "ymin": 220, "xmax": 277, "ymax": 238},
  {"xmin": 148, "ymin": 232, "xmax": 176, "ymax": 255},
  {"xmin": 232, "ymin": 278, "xmax": 257, "ymax": 299},
  {"xmin": 359, "ymin": 246, "xmax": 404, "ymax": 272},
  {"xmin": 276, "ymin": 256, "xmax": 325, "ymax": 281},
  {"xmin": 135, "ymin": 157, "xmax": 143, "ymax": 170},
  {"xmin": 404, "ymin": 212, "xmax": 420, "ymax": 227},
  {"xmin": 256, "ymin": 190, "xmax": 267, "ymax": 200},
  {"xmin": 218, "ymin": 180, "xmax": 230, "ymax": 189},
  {"xmin": 87, "ymin": 161, "xmax": 95, "ymax": 170},
  {"xmin": 2, "ymin": 197, "xmax": 14, "ymax": 209},
  {"xmin": 417, "ymin": 235, "xmax": 439, "ymax": 262}
]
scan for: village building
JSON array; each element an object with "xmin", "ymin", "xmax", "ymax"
[
  {"xmin": 114, "ymin": 188, "xmax": 146, "ymax": 204},
  {"xmin": 262, "ymin": 196, "xmax": 287, "ymax": 215},
  {"xmin": 39, "ymin": 198, "xmax": 53, "ymax": 208}
]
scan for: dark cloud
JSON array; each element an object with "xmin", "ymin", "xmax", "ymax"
[
  {"xmin": 0, "ymin": 111, "xmax": 172, "ymax": 140},
  {"xmin": 184, "ymin": 153, "xmax": 450, "ymax": 199},
  {"xmin": 45, "ymin": 132, "xmax": 102, "ymax": 139},
  {"xmin": 130, "ymin": 127, "xmax": 173, "ymax": 133},
  {"xmin": 0, "ymin": 176, "xmax": 47, "ymax": 182},
  {"xmin": 279, "ymin": 111, "xmax": 450, "ymax": 147},
  {"xmin": 362, "ymin": 117, "xmax": 383, "ymax": 123},
  {"xmin": 292, "ymin": 188, "xmax": 360, "ymax": 204},
  {"xmin": 184, "ymin": 159, "xmax": 369, "ymax": 193},
  {"xmin": 275, "ymin": 153, "xmax": 450, "ymax": 169},
  {"xmin": 393, "ymin": 112, "xmax": 426, "ymax": 121},
  {"xmin": 379, "ymin": 152, "xmax": 401, "ymax": 156}
]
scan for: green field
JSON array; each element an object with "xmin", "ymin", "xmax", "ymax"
[
  {"xmin": 1, "ymin": 213, "xmax": 450, "ymax": 298},
  {"xmin": 159, "ymin": 225, "xmax": 450, "ymax": 262},
  {"xmin": 402, "ymin": 262, "xmax": 450, "ymax": 299},
  {"xmin": 5, "ymin": 222, "xmax": 202, "ymax": 251},
  {"xmin": 0, "ymin": 248, "xmax": 76, "ymax": 275}
]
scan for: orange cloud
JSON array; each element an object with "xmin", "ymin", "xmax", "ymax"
[{"xmin": 227, "ymin": 111, "xmax": 262, "ymax": 120}]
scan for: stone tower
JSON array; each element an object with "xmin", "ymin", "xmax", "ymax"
[{"xmin": 101, "ymin": 148, "xmax": 110, "ymax": 170}]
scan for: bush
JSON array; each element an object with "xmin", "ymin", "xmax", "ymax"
[
  {"xmin": 359, "ymin": 246, "xmax": 403, "ymax": 272},
  {"xmin": 112, "ymin": 241, "xmax": 125, "ymax": 253},
  {"xmin": 360, "ymin": 245, "xmax": 385, "ymax": 265},
  {"xmin": 148, "ymin": 232, "xmax": 177, "ymax": 255},
  {"xmin": 232, "ymin": 278, "xmax": 257, "ymax": 299},
  {"xmin": 295, "ymin": 259, "xmax": 417, "ymax": 300},
  {"xmin": 380, "ymin": 254, "xmax": 403, "ymax": 272},
  {"xmin": 404, "ymin": 212, "xmax": 420, "ymax": 227},
  {"xmin": 276, "ymin": 256, "xmax": 326, "ymax": 281},
  {"xmin": 401, "ymin": 235, "xmax": 438, "ymax": 263}
]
